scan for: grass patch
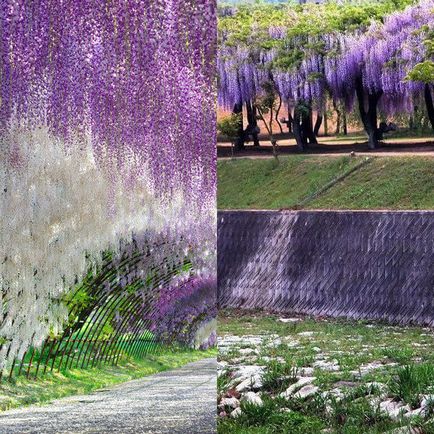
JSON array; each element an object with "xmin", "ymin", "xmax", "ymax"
[
  {"xmin": 218, "ymin": 155, "xmax": 434, "ymax": 210},
  {"xmin": 0, "ymin": 347, "xmax": 216, "ymax": 412},
  {"xmin": 261, "ymin": 360, "xmax": 298, "ymax": 394},
  {"xmin": 218, "ymin": 371, "xmax": 232, "ymax": 394},
  {"xmin": 389, "ymin": 364, "xmax": 434, "ymax": 409},
  {"xmin": 219, "ymin": 395, "xmax": 325, "ymax": 434},
  {"xmin": 327, "ymin": 395, "xmax": 394, "ymax": 433},
  {"xmin": 218, "ymin": 155, "xmax": 360, "ymax": 209},
  {"xmin": 218, "ymin": 310, "xmax": 434, "ymax": 433}
]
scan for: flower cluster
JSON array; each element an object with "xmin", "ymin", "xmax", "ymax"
[
  {"xmin": 145, "ymin": 276, "xmax": 217, "ymax": 348},
  {"xmin": 332, "ymin": 0, "xmax": 434, "ymax": 114}
]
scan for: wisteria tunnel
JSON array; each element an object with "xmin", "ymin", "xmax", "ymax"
[
  {"xmin": 2, "ymin": 237, "xmax": 216, "ymax": 382},
  {"xmin": 0, "ymin": 0, "xmax": 217, "ymax": 382}
]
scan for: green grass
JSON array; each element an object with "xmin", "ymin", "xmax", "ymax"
[
  {"xmin": 0, "ymin": 347, "xmax": 216, "ymax": 412},
  {"xmin": 218, "ymin": 311, "xmax": 434, "ymax": 433},
  {"xmin": 389, "ymin": 364, "xmax": 434, "ymax": 409},
  {"xmin": 219, "ymin": 396, "xmax": 325, "ymax": 434},
  {"xmin": 218, "ymin": 156, "xmax": 434, "ymax": 210},
  {"xmin": 218, "ymin": 311, "xmax": 434, "ymax": 371},
  {"xmin": 261, "ymin": 360, "xmax": 298, "ymax": 394}
]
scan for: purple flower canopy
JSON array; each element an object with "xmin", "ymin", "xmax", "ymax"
[
  {"xmin": 332, "ymin": 0, "xmax": 433, "ymax": 113},
  {"xmin": 218, "ymin": 0, "xmax": 434, "ymax": 114},
  {"xmin": 1, "ymin": 0, "xmax": 216, "ymax": 203}
]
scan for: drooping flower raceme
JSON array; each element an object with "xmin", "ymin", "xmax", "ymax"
[{"xmin": 325, "ymin": 0, "xmax": 434, "ymax": 114}]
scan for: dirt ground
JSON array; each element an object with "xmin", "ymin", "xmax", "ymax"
[{"xmin": 217, "ymin": 134, "xmax": 434, "ymax": 159}]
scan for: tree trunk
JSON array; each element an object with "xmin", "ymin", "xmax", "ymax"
[
  {"xmin": 367, "ymin": 92, "xmax": 383, "ymax": 149},
  {"xmin": 424, "ymin": 83, "xmax": 434, "ymax": 130},
  {"xmin": 245, "ymin": 100, "xmax": 260, "ymax": 146},
  {"xmin": 293, "ymin": 106, "xmax": 306, "ymax": 151},
  {"xmin": 333, "ymin": 100, "xmax": 341, "ymax": 135},
  {"xmin": 342, "ymin": 110, "xmax": 348, "ymax": 135},
  {"xmin": 409, "ymin": 114, "xmax": 414, "ymax": 130},
  {"xmin": 287, "ymin": 108, "xmax": 293, "ymax": 134},
  {"xmin": 275, "ymin": 95, "xmax": 283, "ymax": 134},
  {"xmin": 271, "ymin": 136, "xmax": 279, "ymax": 160},
  {"xmin": 233, "ymin": 103, "xmax": 244, "ymax": 150},
  {"xmin": 314, "ymin": 113, "xmax": 323, "ymax": 136},
  {"xmin": 302, "ymin": 107, "xmax": 317, "ymax": 145},
  {"xmin": 324, "ymin": 110, "xmax": 328, "ymax": 136},
  {"xmin": 355, "ymin": 77, "xmax": 383, "ymax": 150}
]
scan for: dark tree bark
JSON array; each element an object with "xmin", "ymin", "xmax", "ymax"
[
  {"xmin": 409, "ymin": 114, "xmax": 415, "ymax": 130},
  {"xmin": 302, "ymin": 107, "xmax": 317, "ymax": 145},
  {"xmin": 294, "ymin": 103, "xmax": 321, "ymax": 150},
  {"xmin": 409, "ymin": 105, "xmax": 419, "ymax": 130},
  {"xmin": 424, "ymin": 83, "xmax": 434, "ymax": 130},
  {"xmin": 245, "ymin": 100, "xmax": 260, "ymax": 146},
  {"xmin": 324, "ymin": 110, "xmax": 328, "ymax": 136},
  {"xmin": 287, "ymin": 108, "xmax": 293, "ymax": 134},
  {"xmin": 275, "ymin": 95, "xmax": 284, "ymax": 134},
  {"xmin": 355, "ymin": 77, "xmax": 383, "ymax": 150},
  {"xmin": 342, "ymin": 109, "xmax": 348, "ymax": 135},
  {"xmin": 366, "ymin": 92, "xmax": 383, "ymax": 148},
  {"xmin": 333, "ymin": 100, "xmax": 341, "ymax": 135},
  {"xmin": 314, "ymin": 113, "xmax": 323, "ymax": 136},
  {"xmin": 293, "ymin": 105, "xmax": 306, "ymax": 151},
  {"xmin": 233, "ymin": 103, "xmax": 245, "ymax": 150}
]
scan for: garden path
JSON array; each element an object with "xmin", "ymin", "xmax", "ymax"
[{"xmin": 0, "ymin": 358, "xmax": 216, "ymax": 434}]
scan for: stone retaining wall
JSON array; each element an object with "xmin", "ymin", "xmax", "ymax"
[{"xmin": 218, "ymin": 210, "xmax": 434, "ymax": 325}]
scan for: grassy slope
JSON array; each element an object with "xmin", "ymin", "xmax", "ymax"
[
  {"xmin": 218, "ymin": 156, "xmax": 434, "ymax": 210},
  {"xmin": 0, "ymin": 347, "xmax": 216, "ymax": 412}
]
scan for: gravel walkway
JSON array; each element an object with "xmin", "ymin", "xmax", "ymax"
[{"xmin": 0, "ymin": 358, "xmax": 216, "ymax": 434}]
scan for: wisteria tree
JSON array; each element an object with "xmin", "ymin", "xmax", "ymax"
[
  {"xmin": 327, "ymin": 1, "xmax": 434, "ymax": 148},
  {"xmin": 408, "ymin": 25, "xmax": 434, "ymax": 129},
  {"xmin": 218, "ymin": 0, "xmax": 433, "ymax": 151}
]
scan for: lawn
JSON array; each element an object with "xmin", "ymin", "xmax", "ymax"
[
  {"xmin": 217, "ymin": 155, "xmax": 434, "ymax": 210},
  {"xmin": 218, "ymin": 310, "xmax": 434, "ymax": 433},
  {"xmin": 0, "ymin": 346, "xmax": 216, "ymax": 412}
]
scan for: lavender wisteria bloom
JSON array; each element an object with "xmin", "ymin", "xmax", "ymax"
[
  {"xmin": 333, "ymin": 3, "xmax": 434, "ymax": 121},
  {"xmin": 0, "ymin": 0, "xmax": 216, "ymax": 371},
  {"xmin": 218, "ymin": 46, "xmax": 268, "ymax": 109},
  {"xmin": 325, "ymin": 0, "xmax": 434, "ymax": 147}
]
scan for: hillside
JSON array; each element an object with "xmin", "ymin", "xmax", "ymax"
[{"xmin": 217, "ymin": 155, "xmax": 434, "ymax": 210}]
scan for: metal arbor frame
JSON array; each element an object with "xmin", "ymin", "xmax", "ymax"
[{"xmin": 1, "ymin": 239, "xmax": 192, "ymax": 382}]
